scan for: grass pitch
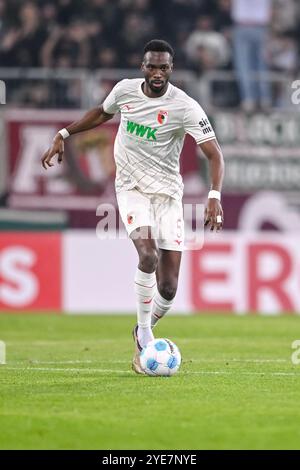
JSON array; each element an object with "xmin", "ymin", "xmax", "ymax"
[{"xmin": 0, "ymin": 313, "xmax": 300, "ymax": 450}]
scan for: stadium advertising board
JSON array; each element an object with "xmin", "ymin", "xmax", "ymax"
[
  {"xmin": 213, "ymin": 111, "xmax": 300, "ymax": 192},
  {"xmin": 63, "ymin": 232, "xmax": 190, "ymax": 314},
  {"xmin": 7, "ymin": 110, "xmax": 117, "ymax": 212},
  {"xmin": 2, "ymin": 231, "xmax": 298, "ymax": 314},
  {"xmin": 213, "ymin": 111, "xmax": 300, "ymax": 231},
  {"xmin": 0, "ymin": 232, "xmax": 62, "ymax": 311},
  {"xmin": 191, "ymin": 233, "xmax": 300, "ymax": 314}
]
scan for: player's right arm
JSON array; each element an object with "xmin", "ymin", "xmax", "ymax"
[{"xmin": 41, "ymin": 105, "xmax": 114, "ymax": 169}]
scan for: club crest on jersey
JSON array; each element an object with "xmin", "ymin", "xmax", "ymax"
[{"xmin": 157, "ymin": 110, "xmax": 168, "ymax": 125}]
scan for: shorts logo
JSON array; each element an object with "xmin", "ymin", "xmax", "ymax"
[
  {"xmin": 175, "ymin": 219, "xmax": 183, "ymax": 246},
  {"xmin": 157, "ymin": 110, "xmax": 168, "ymax": 125},
  {"xmin": 127, "ymin": 213, "xmax": 135, "ymax": 225}
]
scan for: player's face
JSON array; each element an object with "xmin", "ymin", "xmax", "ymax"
[{"xmin": 141, "ymin": 52, "xmax": 173, "ymax": 94}]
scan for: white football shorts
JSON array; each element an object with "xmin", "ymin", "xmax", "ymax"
[{"xmin": 117, "ymin": 188, "xmax": 184, "ymax": 251}]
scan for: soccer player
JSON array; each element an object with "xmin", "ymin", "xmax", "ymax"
[{"xmin": 41, "ymin": 39, "xmax": 224, "ymax": 375}]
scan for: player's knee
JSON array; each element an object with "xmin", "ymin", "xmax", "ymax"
[
  {"xmin": 158, "ymin": 281, "xmax": 177, "ymax": 301},
  {"xmin": 139, "ymin": 249, "xmax": 158, "ymax": 272}
]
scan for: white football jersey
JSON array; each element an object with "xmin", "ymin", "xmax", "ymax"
[{"xmin": 103, "ymin": 78, "xmax": 215, "ymax": 200}]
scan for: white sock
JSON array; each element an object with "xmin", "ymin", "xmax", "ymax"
[
  {"xmin": 134, "ymin": 268, "xmax": 156, "ymax": 347},
  {"xmin": 151, "ymin": 290, "xmax": 174, "ymax": 327}
]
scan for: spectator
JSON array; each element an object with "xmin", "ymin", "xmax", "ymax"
[
  {"xmin": 0, "ymin": 1, "xmax": 47, "ymax": 66},
  {"xmin": 272, "ymin": 0, "xmax": 298, "ymax": 34},
  {"xmin": 117, "ymin": 12, "xmax": 156, "ymax": 67},
  {"xmin": 268, "ymin": 32, "xmax": 298, "ymax": 73},
  {"xmin": 214, "ymin": 0, "xmax": 233, "ymax": 37},
  {"xmin": 231, "ymin": 0, "xmax": 272, "ymax": 112},
  {"xmin": 185, "ymin": 15, "xmax": 231, "ymax": 74},
  {"xmin": 267, "ymin": 31, "xmax": 298, "ymax": 106},
  {"xmin": 1, "ymin": 0, "xmax": 298, "ymax": 110},
  {"xmin": 0, "ymin": 0, "xmax": 6, "ymax": 40},
  {"xmin": 41, "ymin": 19, "xmax": 91, "ymax": 68},
  {"xmin": 94, "ymin": 47, "xmax": 118, "ymax": 68}
]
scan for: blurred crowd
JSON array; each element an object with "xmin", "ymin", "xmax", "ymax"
[{"xmin": 0, "ymin": 0, "xmax": 299, "ymax": 109}]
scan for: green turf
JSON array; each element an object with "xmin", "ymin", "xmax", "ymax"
[{"xmin": 0, "ymin": 313, "xmax": 300, "ymax": 450}]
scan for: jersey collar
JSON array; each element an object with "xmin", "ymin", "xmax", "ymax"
[{"xmin": 138, "ymin": 80, "xmax": 172, "ymax": 101}]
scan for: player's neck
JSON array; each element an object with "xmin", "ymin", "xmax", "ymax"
[{"xmin": 142, "ymin": 81, "xmax": 169, "ymax": 98}]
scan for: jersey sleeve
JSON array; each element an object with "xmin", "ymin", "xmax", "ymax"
[
  {"xmin": 102, "ymin": 80, "xmax": 124, "ymax": 115},
  {"xmin": 183, "ymin": 99, "xmax": 215, "ymax": 144}
]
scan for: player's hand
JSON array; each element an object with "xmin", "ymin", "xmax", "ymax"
[
  {"xmin": 41, "ymin": 134, "xmax": 64, "ymax": 169},
  {"xmin": 204, "ymin": 198, "xmax": 223, "ymax": 232}
]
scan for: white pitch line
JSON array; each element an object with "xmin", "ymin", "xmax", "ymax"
[
  {"xmin": 230, "ymin": 358, "xmax": 287, "ymax": 363},
  {"xmin": 10, "ymin": 360, "xmax": 130, "ymax": 365},
  {"xmin": 187, "ymin": 358, "xmax": 288, "ymax": 364},
  {"xmin": 12, "ymin": 360, "xmax": 94, "ymax": 365},
  {"xmin": 3, "ymin": 367, "xmax": 300, "ymax": 377},
  {"xmin": 4, "ymin": 367, "xmax": 130, "ymax": 373},
  {"xmin": 4, "ymin": 340, "xmax": 130, "ymax": 347},
  {"xmin": 16, "ymin": 361, "xmax": 146, "ymax": 366},
  {"xmin": 10, "ymin": 358, "xmax": 288, "ymax": 366},
  {"xmin": 184, "ymin": 371, "xmax": 300, "ymax": 377}
]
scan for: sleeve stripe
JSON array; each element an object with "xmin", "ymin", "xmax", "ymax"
[{"xmin": 196, "ymin": 135, "xmax": 216, "ymax": 145}]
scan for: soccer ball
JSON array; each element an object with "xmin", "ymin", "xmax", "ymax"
[{"xmin": 140, "ymin": 338, "xmax": 181, "ymax": 376}]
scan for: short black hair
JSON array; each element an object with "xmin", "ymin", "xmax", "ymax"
[{"xmin": 143, "ymin": 39, "xmax": 174, "ymax": 59}]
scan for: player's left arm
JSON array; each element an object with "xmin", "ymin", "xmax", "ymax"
[{"xmin": 199, "ymin": 138, "xmax": 224, "ymax": 232}]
